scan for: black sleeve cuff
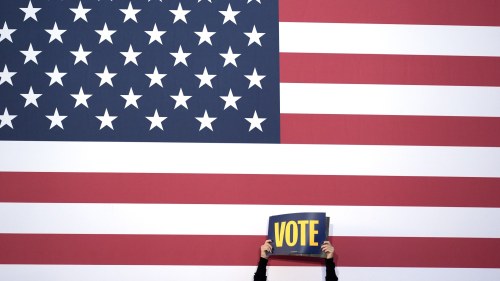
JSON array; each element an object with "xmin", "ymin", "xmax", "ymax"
[
  {"xmin": 325, "ymin": 258, "xmax": 338, "ymax": 281},
  {"xmin": 255, "ymin": 257, "xmax": 268, "ymax": 276}
]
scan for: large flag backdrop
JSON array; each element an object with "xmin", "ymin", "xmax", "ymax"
[{"xmin": 1, "ymin": 0, "xmax": 500, "ymax": 280}]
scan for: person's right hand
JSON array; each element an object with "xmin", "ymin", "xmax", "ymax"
[{"xmin": 260, "ymin": 240, "xmax": 273, "ymax": 259}]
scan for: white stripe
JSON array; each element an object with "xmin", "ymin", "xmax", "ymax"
[
  {"xmin": 1, "ymin": 141, "xmax": 500, "ymax": 177},
  {"xmin": 1, "ymin": 203, "xmax": 499, "ymax": 238},
  {"xmin": 279, "ymin": 22, "xmax": 500, "ymax": 57},
  {"xmin": 280, "ymin": 83, "xmax": 500, "ymax": 117},
  {"xmin": 1, "ymin": 265, "xmax": 499, "ymax": 281}
]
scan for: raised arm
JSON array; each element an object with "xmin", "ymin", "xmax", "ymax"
[
  {"xmin": 254, "ymin": 240, "xmax": 273, "ymax": 281},
  {"xmin": 321, "ymin": 241, "xmax": 339, "ymax": 281}
]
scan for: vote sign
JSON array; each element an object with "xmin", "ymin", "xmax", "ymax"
[{"xmin": 267, "ymin": 212, "xmax": 329, "ymax": 257}]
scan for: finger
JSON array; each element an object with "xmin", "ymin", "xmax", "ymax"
[{"xmin": 265, "ymin": 239, "xmax": 272, "ymax": 243}]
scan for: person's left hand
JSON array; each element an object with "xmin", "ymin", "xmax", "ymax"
[{"xmin": 321, "ymin": 241, "xmax": 334, "ymax": 259}]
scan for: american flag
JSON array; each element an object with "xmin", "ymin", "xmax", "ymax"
[{"xmin": 1, "ymin": 0, "xmax": 500, "ymax": 280}]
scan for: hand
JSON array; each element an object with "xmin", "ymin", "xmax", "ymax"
[
  {"xmin": 321, "ymin": 241, "xmax": 334, "ymax": 259},
  {"xmin": 260, "ymin": 240, "xmax": 273, "ymax": 259}
]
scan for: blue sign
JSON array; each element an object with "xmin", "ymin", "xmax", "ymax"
[{"xmin": 267, "ymin": 212, "xmax": 329, "ymax": 257}]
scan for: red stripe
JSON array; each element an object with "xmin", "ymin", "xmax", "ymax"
[
  {"xmin": 0, "ymin": 234, "xmax": 499, "ymax": 268},
  {"xmin": 280, "ymin": 53, "xmax": 500, "ymax": 86},
  {"xmin": 281, "ymin": 114, "xmax": 500, "ymax": 147},
  {"xmin": 2, "ymin": 172, "xmax": 500, "ymax": 207},
  {"xmin": 279, "ymin": 0, "xmax": 500, "ymax": 26}
]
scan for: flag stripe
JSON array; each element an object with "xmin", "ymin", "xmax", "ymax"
[
  {"xmin": 2, "ymin": 141, "xmax": 500, "ymax": 178},
  {"xmin": 1, "ymin": 234, "xmax": 499, "ymax": 268},
  {"xmin": 279, "ymin": 22, "xmax": 500, "ymax": 57},
  {"xmin": 1, "ymin": 265, "xmax": 500, "ymax": 281},
  {"xmin": 280, "ymin": 53, "xmax": 500, "ymax": 86},
  {"xmin": 279, "ymin": 0, "xmax": 500, "ymax": 26},
  {"xmin": 1, "ymin": 203, "xmax": 499, "ymax": 238},
  {"xmin": 281, "ymin": 114, "xmax": 500, "ymax": 147},
  {"xmin": 2, "ymin": 172, "xmax": 500, "ymax": 207},
  {"xmin": 280, "ymin": 83, "xmax": 500, "ymax": 117}
]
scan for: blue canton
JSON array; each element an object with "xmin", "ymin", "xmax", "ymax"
[{"xmin": 0, "ymin": 0, "xmax": 279, "ymax": 143}]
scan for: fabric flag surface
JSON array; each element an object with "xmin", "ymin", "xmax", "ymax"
[{"xmin": 1, "ymin": 0, "xmax": 500, "ymax": 280}]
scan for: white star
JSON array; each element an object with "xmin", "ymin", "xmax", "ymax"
[
  {"xmin": 0, "ymin": 108, "xmax": 16, "ymax": 129},
  {"xmin": 120, "ymin": 2, "xmax": 140, "ymax": 23},
  {"xmin": 169, "ymin": 3, "xmax": 190, "ymax": 24},
  {"xmin": 120, "ymin": 88, "xmax": 142, "ymax": 108},
  {"xmin": 245, "ymin": 68, "xmax": 265, "ymax": 89},
  {"xmin": 146, "ymin": 109, "xmax": 167, "ymax": 131},
  {"xmin": 96, "ymin": 109, "xmax": 117, "ymax": 130},
  {"xmin": 145, "ymin": 23, "xmax": 166, "ymax": 45},
  {"xmin": 20, "ymin": 1, "xmax": 41, "ymax": 22},
  {"xmin": 0, "ymin": 22, "xmax": 16, "ymax": 43},
  {"xmin": 196, "ymin": 110, "xmax": 216, "ymax": 131},
  {"xmin": 245, "ymin": 111, "xmax": 266, "ymax": 132},
  {"xmin": 70, "ymin": 87, "xmax": 92, "ymax": 108},
  {"xmin": 146, "ymin": 67, "xmax": 167, "ymax": 87},
  {"xmin": 95, "ymin": 66, "xmax": 116, "ymax": 87},
  {"xmin": 45, "ymin": 22, "xmax": 66, "ymax": 43},
  {"xmin": 220, "ymin": 89, "xmax": 241, "ymax": 110},
  {"xmin": 45, "ymin": 65, "xmax": 66, "ymax": 86},
  {"xmin": 170, "ymin": 45, "xmax": 191, "ymax": 67},
  {"xmin": 195, "ymin": 67, "xmax": 216, "ymax": 88},
  {"xmin": 120, "ymin": 44, "xmax": 141, "ymax": 65},
  {"xmin": 195, "ymin": 24, "xmax": 215, "ymax": 45},
  {"xmin": 244, "ymin": 25, "xmax": 265, "ymax": 46},
  {"xmin": 247, "ymin": 0, "xmax": 262, "ymax": 3},
  {"xmin": 46, "ymin": 108, "xmax": 67, "ymax": 129},
  {"xmin": 0, "ymin": 65, "xmax": 16, "ymax": 86},
  {"xmin": 70, "ymin": 1, "xmax": 91, "ymax": 22},
  {"xmin": 20, "ymin": 43, "xmax": 41, "ymax": 64},
  {"xmin": 198, "ymin": 0, "xmax": 212, "ymax": 2},
  {"xmin": 95, "ymin": 23, "xmax": 116, "ymax": 44},
  {"xmin": 220, "ymin": 46, "xmax": 240, "ymax": 67},
  {"xmin": 170, "ymin": 88, "xmax": 191, "ymax": 109},
  {"xmin": 219, "ymin": 4, "xmax": 240, "ymax": 25},
  {"xmin": 70, "ymin": 44, "xmax": 91, "ymax": 65},
  {"xmin": 20, "ymin": 86, "xmax": 42, "ymax": 108}
]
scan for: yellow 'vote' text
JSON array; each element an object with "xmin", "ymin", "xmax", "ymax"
[{"xmin": 274, "ymin": 220, "xmax": 319, "ymax": 247}]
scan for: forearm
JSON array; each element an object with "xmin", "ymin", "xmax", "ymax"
[
  {"xmin": 325, "ymin": 258, "xmax": 338, "ymax": 281},
  {"xmin": 254, "ymin": 257, "xmax": 268, "ymax": 281}
]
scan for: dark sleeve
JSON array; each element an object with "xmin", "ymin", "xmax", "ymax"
[
  {"xmin": 325, "ymin": 258, "xmax": 338, "ymax": 281},
  {"xmin": 253, "ymin": 257, "xmax": 268, "ymax": 281}
]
